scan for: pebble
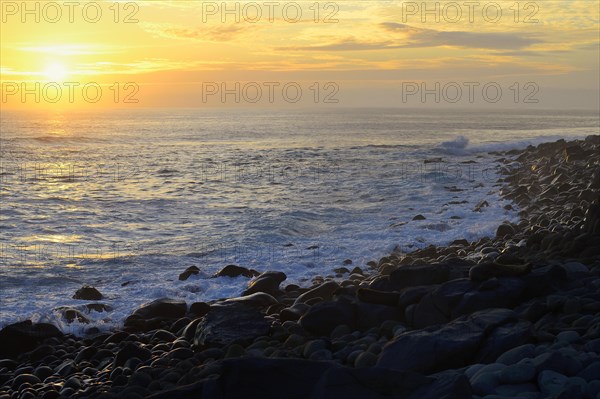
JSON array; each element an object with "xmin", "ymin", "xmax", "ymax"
[
  {"xmin": 538, "ymin": 370, "xmax": 569, "ymax": 396},
  {"xmin": 556, "ymin": 331, "xmax": 580, "ymax": 343}
]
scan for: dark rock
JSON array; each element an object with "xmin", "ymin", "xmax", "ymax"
[
  {"xmin": 406, "ymin": 371, "xmax": 472, "ymax": 399},
  {"xmin": 389, "ymin": 264, "xmax": 450, "ymax": 289},
  {"xmin": 129, "ymin": 298, "xmax": 187, "ymax": 320},
  {"xmin": 378, "ymin": 308, "xmax": 523, "ymax": 373},
  {"xmin": 280, "ymin": 303, "xmax": 310, "ymax": 322},
  {"xmin": 476, "ymin": 320, "xmax": 532, "ymax": 363},
  {"xmin": 194, "ymin": 303, "xmax": 270, "ymax": 347},
  {"xmin": 299, "ymin": 301, "xmax": 356, "ymax": 336},
  {"xmin": 178, "ymin": 266, "xmax": 200, "ymax": 281},
  {"xmin": 11, "ymin": 374, "xmax": 41, "ymax": 390},
  {"xmin": 474, "ymin": 200, "xmax": 489, "ymax": 212},
  {"xmin": 294, "ymin": 281, "xmax": 339, "ymax": 304},
  {"xmin": 409, "ymin": 279, "xmax": 475, "ymax": 328},
  {"xmin": 56, "ymin": 307, "xmax": 89, "ymax": 324},
  {"xmin": 0, "ymin": 321, "xmax": 63, "ymax": 359},
  {"xmin": 75, "ymin": 346, "xmax": 97, "ymax": 363},
  {"xmin": 224, "ymin": 292, "xmax": 278, "ymax": 308},
  {"xmin": 413, "ymin": 214, "xmax": 426, "ymax": 220},
  {"xmin": 356, "ymin": 302, "xmax": 403, "ymax": 330},
  {"xmin": 356, "ymin": 288, "xmax": 400, "ymax": 306},
  {"xmin": 189, "ymin": 302, "xmax": 210, "ymax": 317},
  {"xmin": 147, "ymin": 357, "xmax": 472, "ymax": 399},
  {"xmin": 28, "ymin": 344, "xmax": 55, "ymax": 361},
  {"xmin": 114, "ymin": 342, "xmax": 151, "ymax": 367},
  {"xmin": 243, "ymin": 271, "xmax": 287, "ymax": 296},
  {"xmin": 151, "ymin": 329, "xmax": 177, "ymax": 342},
  {"xmin": 85, "ymin": 303, "xmax": 112, "ymax": 312},
  {"xmin": 469, "ymin": 262, "xmax": 531, "ymax": 282},
  {"xmin": 73, "ymin": 285, "xmax": 103, "ymax": 300},
  {"xmin": 496, "ymin": 223, "xmax": 516, "ymax": 238},
  {"xmin": 213, "ymin": 264, "xmax": 258, "ymax": 278}
]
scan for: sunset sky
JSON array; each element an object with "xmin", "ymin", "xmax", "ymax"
[{"xmin": 1, "ymin": 0, "xmax": 598, "ymax": 109}]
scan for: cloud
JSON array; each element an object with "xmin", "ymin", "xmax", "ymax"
[
  {"xmin": 142, "ymin": 23, "xmax": 257, "ymax": 42},
  {"xmin": 279, "ymin": 23, "xmax": 543, "ymax": 52}
]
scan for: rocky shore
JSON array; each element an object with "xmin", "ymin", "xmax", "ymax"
[{"xmin": 1, "ymin": 136, "xmax": 599, "ymax": 399}]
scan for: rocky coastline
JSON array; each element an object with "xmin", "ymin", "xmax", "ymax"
[{"xmin": 1, "ymin": 136, "xmax": 599, "ymax": 399}]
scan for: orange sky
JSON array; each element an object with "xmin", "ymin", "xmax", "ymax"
[{"xmin": 1, "ymin": 0, "xmax": 598, "ymax": 109}]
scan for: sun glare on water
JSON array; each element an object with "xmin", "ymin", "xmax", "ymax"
[{"xmin": 44, "ymin": 62, "xmax": 69, "ymax": 82}]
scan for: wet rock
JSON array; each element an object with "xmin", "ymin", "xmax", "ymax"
[
  {"xmin": 194, "ymin": 303, "xmax": 270, "ymax": 347},
  {"xmin": 129, "ymin": 298, "xmax": 187, "ymax": 320},
  {"xmin": 213, "ymin": 265, "xmax": 258, "ymax": 278},
  {"xmin": 474, "ymin": 200, "xmax": 489, "ymax": 212},
  {"xmin": 178, "ymin": 266, "xmax": 200, "ymax": 281},
  {"xmin": 85, "ymin": 303, "xmax": 112, "ymax": 312},
  {"xmin": 243, "ymin": 271, "xmax": 287, "ymax": 296},
  {"xmin": 73, "ymin": 285, "xmax": 103, "ymax": 300},
  {"xmin": 413, "ymin": 214, "xmax": 426, "ymax": 220},
  {"xmin": 56, "ymin": 307, "xmax": 89, "ymax": 324}
]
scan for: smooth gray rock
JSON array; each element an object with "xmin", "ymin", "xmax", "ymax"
[
  {"xmin": 378, "ymin": 308, "xmax": 522, "ymax": 373},
  {"xmin": 538, "ymin": 370, "xmax": 568, "ymax": 396},
  {"xmin": 194, "ymin": 303, "xmax": 270, "ymax": 347},
  {"xmin": 496, "ymin": 344, "xmax": 536, "ymax": 365},
  {"xmin": 243, "ymin": 271, "xmax": 286, "ymax": 296},
  {"xmin": 499, "ymin": 361, "xmax": 536, "ymax": 384}
]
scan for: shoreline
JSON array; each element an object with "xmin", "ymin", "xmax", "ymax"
[{"xmin": 1, "ymin": 135, "xmax": 599, "ymax": 398}]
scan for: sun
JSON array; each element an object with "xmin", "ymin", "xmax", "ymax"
[{"xmin": 44, "ymin": 62, "xmax": 69, "ymax": 82}]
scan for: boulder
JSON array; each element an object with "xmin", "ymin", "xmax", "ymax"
[
  {"xmin": 294, "ymin": 281, "xmax": 339, "ymax": 304},
  {"xmin": 0, "ymin": 320, "xmax": 63, "ymax": 359},
  {"xmin": 130, "ymin": 298, "xmax": 187, "ymax": 320},
  {"xmin": 114, "ymin": 342, "xmax": 152, "ymax": 367},
  {"xmin": 410, "ymin": 277, "xmax": 528, "ymax": 329},
  {"xmin": 299, "ymin": 301, "xmax": 356, "ymax": 336},
  {"xmin": 72, "ymin": 286, "xmax": 103, "ymax": 300},
  {"xmin": 389, "ymin": 264, "xmax": 450, "ymax": 290},
  {"xmin": 356, "ymin": 302, "xmax": 403, "ymax": 330},
  {"xmin": 213, "ymin": 265, "xmax": 258, "ymax": 278},
  {"xmin": 378, "ymin": 308, "xmax": 525, "ymax": 374},
  {"xmin": 189, "ymin": 302, "xmax": 211, "ymax": 317},
  {"xmin": 179, "ymin": 266, "xmax": 200, "ymax": 281},
  {"xmin": 194, "ymin": 303, "xmax": 270, "ymax": 347},
  {"xmin": 224, "ymin": 292, "xmax": 279, "ymax": 308},
  {"xmin": 243, "ymin": 271, "xmax": 287, "ymax": 296}
]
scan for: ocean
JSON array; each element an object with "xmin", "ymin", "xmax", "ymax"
[{"xmin": 1, "ymin": 107, "xmax": 598, "ymax": 334}]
